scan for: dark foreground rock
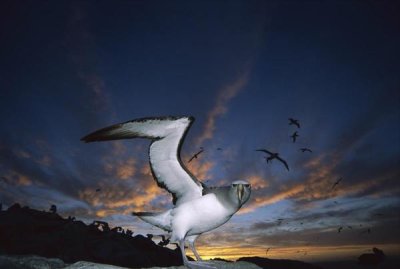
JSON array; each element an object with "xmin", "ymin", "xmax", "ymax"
[
  {"xmin": 0, "ymin": 204, "xmax": 322, "ymax": 269},
  {"xmin": 238, "ymin": 256, "xmax": 323, "ymax": 269},
  {"xmin": 0, "ymin": 255, "xmax": 66, "ymax": 269},
  {"xmin": 0, "ymin": 255, "xmax": 262, "ymax": 269},
  {"xmin": 0, "ymin": 204, "xmax": 182, "ymax": 268}
]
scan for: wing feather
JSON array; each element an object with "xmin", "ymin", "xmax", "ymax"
[{"xmin": 82, "ymin": 116, "xmax": 203, "ymax": 205}]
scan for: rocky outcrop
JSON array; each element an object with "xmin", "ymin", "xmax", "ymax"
[
  {"xmin": 238, "ymin": 256, "xmax": 323, "ymax": 269},
  {"xmin": 0, "ymin": 204, "xmax": 323, "ymax": 269},
  {"xmin": 0, "ymin": 204, "xmax": 182, "ymax": 268},
  {"xmin": 0, "ymin": 255, "xmax": 262, "ymax": 269}
]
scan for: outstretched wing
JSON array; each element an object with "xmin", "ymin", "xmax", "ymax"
[
  {"xmin": 256, "ymin": 149, "xmax": 274, "ymax": 155},
  {"xmin": 81, "ymin": 116, "xmax": 204, "ymax": 206},
  {"xmin": 276, "ymin": 156, "xmax": 290, "ymax": 171}
]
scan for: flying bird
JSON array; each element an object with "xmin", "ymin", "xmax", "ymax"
[
  {"xmin": 266, "ymin": 247, "xmax": 271, "ymax": 255},
  {"xmin": 338, "ymin": 226, "xmax": 343, "ymax": 233},
  {"xmin": 331, "ymin": 177, "xmax": 343, "ymax": 190},
  {"xmin": 300, "ymin": 148, "xmax": 312, "ymax": 153},
  {"xmin": 188, "ymin": 147, "xmax": 204, "ymax": 163},
  {"xmin": 81, "ymin": 116, "xmax": 251, "ymax": 269},
  {"xmin": 256, "ymin": 149, "xmax": 289, "ymax": 171},
  {"xmin": 291, "ymin": 131, "xmax": 299, "ymax": 143},
  {"xmin": 288, "ymin": 118, "xmax": 300, "ymax": 128},
  {"xmin": 95, "ymin": 188, "xmax": 101, "ymax": 192}
]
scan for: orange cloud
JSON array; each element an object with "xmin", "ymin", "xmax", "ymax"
[
  {"xmin": 115, "ymin": 158, "xmax": 136, "ymax": 180},
  {"xmin": 247, "ymin": 175, "xmax": 269, "ymax": 189},
  {"xmin": 186, "ymin": 160, "xmax": 214, "ymax": 181},
  {"xmin": 242, "ymin": 183, "xmax": 306, "ymax": 214},
  {"xmin": 79, "ymin": 162, "xmax": 172, "ymax": 217},
  {"xmin": 5, "ymin": 171, "xmax": 32, "ymax": 186}
]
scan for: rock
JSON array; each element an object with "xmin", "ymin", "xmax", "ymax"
[
  {"xmin": 0, "ymin": 205, "xmax": 182, "ymax": 267},
  {"xmin": 0, "ymin": 255, "xmax": 262, "ymax": 269},
  {"xmin": 358, "ymin": 247, "xmax": 385, "ymax": 266},
  {"xmin": 64, "ymin": 261, "xmax": 131, "ymax": 269},
  {"xmin": 0, "ymin": 255, "xmax": 66, "ymax": 269},
  {"xmin": 238, "ymin": 256, "xmax": 323, "ymax": 269},
  {"xmin": 65, "ymin": 260, "xmax": 261, "ymax": 269}
]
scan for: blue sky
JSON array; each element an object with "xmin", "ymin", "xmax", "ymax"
[{"xmin": 0, "ymin": 0, "xmax": 399, "ymax": 262}]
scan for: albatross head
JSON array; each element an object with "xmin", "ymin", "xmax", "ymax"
[{"xmin": 230, "ymin": 180, "xmax": 251, "ymax": 207}]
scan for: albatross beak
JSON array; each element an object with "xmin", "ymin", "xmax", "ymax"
[{"xmin": 237, "ymin": 184, "xmax": 244, "ymax": 202}]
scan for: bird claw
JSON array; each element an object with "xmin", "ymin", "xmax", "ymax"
[{"xmin": 185, "ymin": 261, "xmax": 218, "ymax": 269}]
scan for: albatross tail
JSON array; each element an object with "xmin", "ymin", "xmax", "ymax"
[{"xmin": 132, "ymin": 209, "xmax": 172, "ymax": 232}]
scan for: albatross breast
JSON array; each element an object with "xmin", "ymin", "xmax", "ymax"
[{"xmin": 171, "ymin": 193, "xmax": 235, "ymax": 240}]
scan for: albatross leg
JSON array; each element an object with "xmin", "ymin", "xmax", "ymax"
[
  {"xmin": 179, "ymin": 239, "xmax": 189, "ymax": 264},
  {"xmin": 180, "ymin": 239, "xmax": 217, "ymax": 269},
  {"xmin": 187, "ymin": 235, "xmax": 202, "ymax": 261}
]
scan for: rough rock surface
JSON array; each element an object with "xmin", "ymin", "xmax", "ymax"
[
  {"xmin": 0, "ymin": 255, "xmax": 66, "ymax": 269},
  {"xmin": 0, "ymin": 204, "xmax": 182, "ymax": 268},
  {"xmin": 0, "ymin": 255, "xmax": 262, "ymax": 269}
]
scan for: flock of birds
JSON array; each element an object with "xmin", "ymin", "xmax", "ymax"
[
  {"xmin": 184, "ymin": 117, "xmax": 382, "ymax": 262},
  {"xmin": 186, "ymin": 118, "xmax": 345, "ymax": 194},
  {"xmin": 255, "ymin": 118, "xmax": 313, "ymax": 171},
  {"xmin": 187, "ymin": 118, "xmax": 312, "ymax": 172}
]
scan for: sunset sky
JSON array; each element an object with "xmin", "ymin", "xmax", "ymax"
[{"xmin": 0, "ymin": 0, "xmax": 399, "ymax": 263}]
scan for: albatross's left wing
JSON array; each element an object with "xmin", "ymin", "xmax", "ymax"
[{"xmin": 81, "ymin": 116, "xmax": 204, "ymax": 206}]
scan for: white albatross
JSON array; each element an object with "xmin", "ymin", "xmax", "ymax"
[{"xmin": 81, "ymin": 116, "xmax": 251, "ymax": 269}]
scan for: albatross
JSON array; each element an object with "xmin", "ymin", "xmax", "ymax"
[{"xmin": 81, "ymin": 116, "xmax": 251, "ymax": 269}]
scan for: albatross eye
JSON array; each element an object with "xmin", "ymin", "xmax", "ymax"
[
  {"xmin": 232, "ymin": 183, "xmax": 238, "ymax": 187},
  {"xmin": 244, "ymin": 184, "xmax": 251, "ymax": 188}
]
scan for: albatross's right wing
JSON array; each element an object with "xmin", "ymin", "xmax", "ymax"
[{"xmin": 81, "ymin": 116, "xmax": 203, "ymax": 206}]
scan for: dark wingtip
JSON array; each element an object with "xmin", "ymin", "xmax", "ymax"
[
  {"xmin": 80, "ymin": 132, "xmax": 101, "ymax": 143},
  {"xmin": 132, "ymin": 212, "xmax": 156, "ymax": 216},
  {"xmin": 80, "ymin": 135, "xmax": 92, "ymax": 143},
  {"xmin": 80, "ymin": 123, "xmax": 123, "ymax": 143}
]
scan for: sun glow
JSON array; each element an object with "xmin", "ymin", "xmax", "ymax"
[{"xmin": 190, "ymin": 244, "xmax": 400, "ymax": 262}]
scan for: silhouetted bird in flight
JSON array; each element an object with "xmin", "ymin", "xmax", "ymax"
[
  {"xmin": 288, "ymin": 118, "xmax": 300, "ymax": 128},
  {"xmin": 266, "ymin": 247, "xmax": 271, "ymax": 255},
  {"xmin": 331, "ymin": 177, "xmax": 343, "ymax": 190},
  {"xmin": 291, "ymin": 131, "xmax": 299, "ymax": 143},
  {"xmin": 256, "ymin": 149, "xmax": 289, "ymax": 171},
  {"xmin": 96, "ymin": 188, "xmax": 101, "ymax": 192},
  {"xmin": 216, "ymin": 147, "xmax": 223, "ymax": 151},
  {"xmin": 188, "ymin": 147, "xmax": 204, "ymax": 163},
  {"xmin": 277, "ymin": 218, "xmax": 284, "ymax": 225},
  {"xmin": 338, "ymin": 226, "xmax": 343, "ymax": 233},
  {"xmin": 300, "ymin": 148, "xmax": 312, "ymax": 153}
]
